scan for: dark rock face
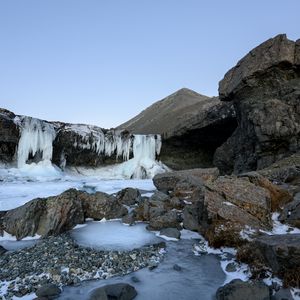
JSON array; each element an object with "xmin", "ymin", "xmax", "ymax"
[
  {"xmin": 52, "ymin": 124, "xmax": 133, "ymax": 168},
  {"xmin": 0, "ymin": 109, "xmax": 19, "ymax": 163},
  {"xmin": 89, "ymin": 283, "xmax": 137, "ymax": 300},
  {"xmin": 0, "ymin": 245, "xmax": 7, "ymax": 256},
  {"xmin": 118, "ymin": 88, "xmax": 237, "ymax": 170},
  {"xmin": 215, "ymin": 34, "xmax": 300, "ymax": 174},
  {"xmin": 215, "ymin": 279, "xmax": 270, "ymax": 300}
]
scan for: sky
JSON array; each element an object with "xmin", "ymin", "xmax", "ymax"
[{"xmin": 0, "ymin": 1, "xmax": 299, "ymax": 128}]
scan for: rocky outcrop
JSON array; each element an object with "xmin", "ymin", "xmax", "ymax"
[
  {"xmin": 0, "ymin": 109, "xmax": 19, "ymax": 163},
  {"xmin": 215, "ymin": 34, "xmax": 300, "ymax": 174},
  {"xmin": 116, "ymin": 188, "xmax": 142, "ymax": 206},
  {"xmin": 1, "ymin": 189, "xmax": 127, "ymax": 239},
  {"xmin": 238, "ymin": 234, "xmax": 300, "ymax": 287},
  {"xmin": 52, "ymin": 124, "xmax": 133, "ymax": 168},
  {"xmin": 118, "ymin": 88, "xmax": 237, "ymax": 170}
]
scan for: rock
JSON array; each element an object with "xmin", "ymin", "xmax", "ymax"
[
  {"xmin": 204, "ymin": 176, "xmax": 272, "ymax": 227},
  {"xmin": 116, "ymin": 188, "xmax": 142, "ymax": 206},
  {"xmin": 36, "ymin": 189, "xmax": 85, "ymax": 237},
  {"xmin": 148, "ymin": 211, "xmax": 182, "ymax": 231},
  {"xmin": 215, "ymin": 34, "xmax": 300, "ymax": 174},
  {"xmin": 183, "ymin": 199, "xmax": 208, "ymax": 232},
  {"xmin": 122, "ymin": 213, "xmax": 136, "ymax": 225},
  {"xmin": 240, "ymin": 172, "xmax": 292, "ymax": 211},
  {"xmin": 159, "ymin": 228, "xmax": 181, "ymax": 239},
  {"xmin": 2, "ymin": 189, "xmax": 127, "ymax": 239},
  {"xmin": 279, "ymin": 193, "xmax": 300, "ymax": 228},
  {"xmin": 35, "ymin": 284, "xmax": 61, "ymax": 298},
  {"xmin": 215, "ymin": 279, "xmax": 270, "ymax": 300},
  {"xmin": 153, "ymin": 170, "xmax": 204, "ymax": 194},
  {"xmin": 225, "ymin": 262, "xmax": 237, "ymax": 273},
  {"xmin": 273, "ymin": 288, "xmax": 293, "ymax": 300},
  {"xmin": 2, "ymin": 199, "xmax": 46, "ymax": 240},
  {"xmin": 238, "ymin": 234, "xmax": 300, "ymax": 287},
  {"xmin": 149, "ymin": 191, "xmax": 170, "ymax": 202},
  {"xmin": 0, "ymin": 109, "xmax": 19, "ymax": 163},
  {"xmin": 118, "ymin": 88, "xmax": 237, "ymax": 170},
  {"xmin": 89, "ymin": 283, "xmax": 137, "ymax": 300},
  {"xmin": 258, "ymin": 153, "xmax": 300, "ymax": 185},
  {"xmin": 79, "ymin": 191, "xmax": 127, "ymax": 220},
  {"xmin": 52, "ymin": 123, "xmax": 133, "ymax": 168},
  {"xmin": 173, "ymin": 264, "xmax": 182, "ymax": 271},
  {"xmin": 0, "ymin": 245, "xmax": 7, "ymax": 256}
]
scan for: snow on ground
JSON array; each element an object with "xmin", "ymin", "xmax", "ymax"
[
  {"xmin": 70, "ymin": 220, "xmax": 162, "ymax": 251},
  {"xmin": 0, "ymin": 167, "xmax": 156, "ymax": 210}
]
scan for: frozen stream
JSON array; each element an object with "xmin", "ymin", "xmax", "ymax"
[{"xmin": 59, "ymin": 238, "xmax": 225, "ymax": 300}]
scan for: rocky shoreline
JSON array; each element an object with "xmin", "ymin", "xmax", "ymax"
[{"xmin": 0, "ymin": 233, "xmax": 165, "ymax": 299}]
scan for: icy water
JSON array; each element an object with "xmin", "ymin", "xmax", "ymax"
[
  {"xmin": 0, "ymin": 168, "xmax": 227, "ymax": 300},
  {"xmin": 59, "ymin": 239, "xmax": 225, "ymax": 300}
]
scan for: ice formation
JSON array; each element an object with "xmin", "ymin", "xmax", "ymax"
[
  {"xmin": 13, "ymin": 116, "xmax": 165, "ymax": 179},
  {"xmin": 64, "ymin": 124, "xmax": 133, "ymax": 161},
  {"xmin": 15, "ymin": 116, "xmax": 56, "ymax": 167}
]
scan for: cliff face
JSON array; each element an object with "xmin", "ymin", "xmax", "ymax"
[
  {"xmin": 118, "ymin": 88, "xmax": 237, "ymax": 170},
  {"xmin": 214, "ymin": 34, "xmax": 300, "ymax": 174},
  {"xmin": 0, "ymin": 109, "xmax": 19, "ymax": 163}
]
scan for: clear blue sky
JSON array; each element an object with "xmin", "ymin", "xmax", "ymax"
[{"xmin": 1, "ymin": 0, "xmax": 299, "ymax": 128}]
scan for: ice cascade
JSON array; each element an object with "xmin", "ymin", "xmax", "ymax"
[{"xmin": 16, "ymin": 116, "xmax": 56, "ymax": 167}]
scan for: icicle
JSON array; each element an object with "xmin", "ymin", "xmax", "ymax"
[{"xmin": 16, "ymin": 116, "xmax": 56, "ymax": 167}]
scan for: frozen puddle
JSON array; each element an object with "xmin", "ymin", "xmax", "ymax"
[
  {"xmin": 0, "ymin": 232, "xmax": 40, "ymax": 251},
  {"xmin": 59, "ymin": 239, "xmax": 225, "ymax": 300},
  {"xmin": 70, "ymin": 221, "xmax": 162, "ymax": 251}
]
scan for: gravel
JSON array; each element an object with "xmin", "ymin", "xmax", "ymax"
[{"xmin": 0, "ymin": 233, "xmax": 165, "ymax": 299}]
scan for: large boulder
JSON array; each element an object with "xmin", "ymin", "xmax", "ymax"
[
  {"xmin": 116, "ymin": 188, "xmax": 142, "ymax": 206},
  {"xmin": 2, "ymin": 189, "xmax": 84, "ymax": 239},
  {"xmin": 0, "ymin": 109, "xmax": 19, "ymax": 163},
  {"xmin": 215, "ymin": 279, "xmax": 270, "ymax": 300},
  {"xmin": 2, "ymin": 189, "xmax": 127, "ymax": 239},
  {"xmin": 153, "ymin": 170, "xmax": 204, "ymax": 194},
  {"xmin": 78, "ymin": 191, "xmax": 127, "ymax": 220},
  {"xmin": 215, "ymin": 34, "xmax": 300, "ymax": 174}
]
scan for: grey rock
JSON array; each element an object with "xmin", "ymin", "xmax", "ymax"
[
  {"xmin": 216, "ymin": 279, "xmax": 270, "ymax": 300},
  {"xmin": 149, "ymin": 191, "xmax": 170, "ymax": 202},
  {"xmin": 148, "ymin": 211, "xmax": 182, "ymax": 231},
  {"xmin": 272, "ymin": 288, "xmax": 293, "ymax": 300},
  {"xmin": 279, "ymin": 193, "xmax": 300, "ymax": 228},
  {"xmin": 173, "ymin": 264, "xmax": 182, "ymax": 271},
  {"xmin": 89, "ymin": 283, "xmax": 137, "ymax": 300},
  {"xmin": 159, "ymin": 228, "xmax": 181, "ymax": 239},
  {"xmin": 35, "ymin": 284, "xmax": 61, "ymax": 298},
  {"xmin": 153, "ymin": 170, "xmax": 204, "ymax": 193},
  {"xmin": 225, "ymin": 262, "xmax": 237, "ymax": 273},
  {"xmin": 116, "ymin": 188, "xmax": 142, "ymax": 206},
  {"xmin": 253, "ymin": 234, "xmax": 300, "ymax": 274},
  {"xmin": 79, "ymin": 191, "xmax": 127, "ymax": 220}
]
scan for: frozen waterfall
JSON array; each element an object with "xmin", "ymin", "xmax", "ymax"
[
  {"xmin": 14, "ymin": 117, "xmax": 165, "ymax": 179},
  {"xmin": 15, "ymin": 116, "xmax": 56, "ymax": 168}
]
